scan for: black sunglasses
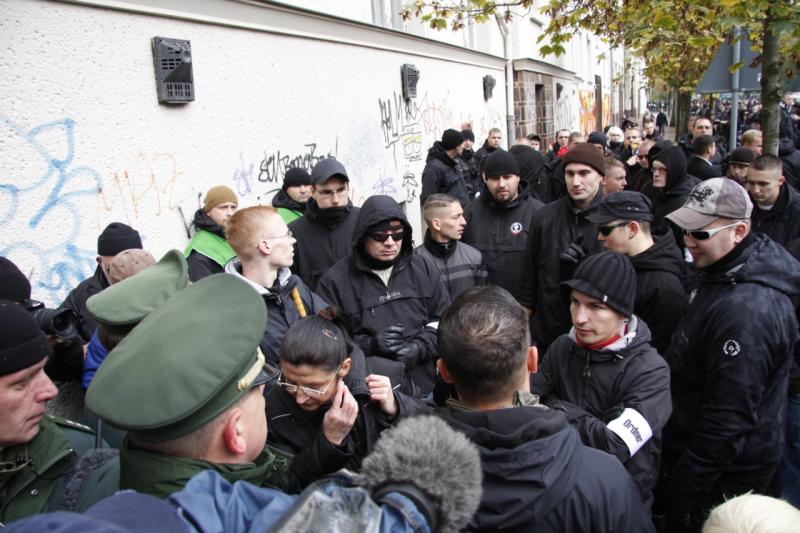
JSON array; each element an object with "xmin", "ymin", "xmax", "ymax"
[
  {"xmin": 369, "ymin": 230, "xmax": 404, "ymax": 243},
  {"xmin": 597, "ymin": 221, "xmax": 629, "ymax": 236}
]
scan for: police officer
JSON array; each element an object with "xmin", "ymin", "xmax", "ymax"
[{"xmin": 0, "ymin": 302, "xmax": 95, "ymax": 524}]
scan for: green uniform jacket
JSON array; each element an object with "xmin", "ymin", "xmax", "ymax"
[
  {"xmin": 277, "ymin": 207, "xmax": 303, "ymax": 224},
  {"xmin": 0, "ymin": 417, "xmax": 95, "ymax": 525},
  {"xmin": 184, "ymin": 229, "xmax": 237, "ymax": 268},
  {"xmin": 76, "ymin": 440, "xmax": 293, "ymax": 510}
]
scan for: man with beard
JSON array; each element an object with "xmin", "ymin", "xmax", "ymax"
[
  {"xmin": 420, "ymin": 129, "xmax": 468, "ymax": 208},
  {"xmin": 462, "ymin": 150, "xmax": 543, "ymax": 300},
  {"xmin": 289, "ymin": 159, "xmax": 359, "ymax": 291},
  {"xmin": 184, "ymin": 185, "xmax": 238, "ymax": 282},
  {"xmin": 272, "ymin": 168, "xmax": 312, "ymax": 224}
]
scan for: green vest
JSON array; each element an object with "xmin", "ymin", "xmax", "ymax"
[
  {"xmin": 0, "ymin": 417, "xmax": 95, "ymax": 524},
  {"xmin": 184, "ymin": 229, "xmax": 236, "ymax": 268},
  {"xmin": 277, "ymin": 207, "xmax": 303, "ymax": 225}
]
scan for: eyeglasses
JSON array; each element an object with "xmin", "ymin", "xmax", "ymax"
[
  {"xmin": 277, "ymin": 365, "xmax": 340, "ymax": 397},
  {"xmin": 369, "ymin": 230, "xmax": 404, "ymax": 243},
  {"xmin": 682, "ymin": 220, "xmax": 745, "ymax": 241},
  {"xmin": 316, "ymin": 185, "xmax": 349, "ymax": 199},
  {"xmin": 263, "ymin": 230, "xmax": 294, "ymax": 241},
  {"xmin": 597, "ymin": 221, "xmax": 629, "ymax": 236},
  {"xmin": 651, "ymin": 165, "xmax": 667, "ymax": 174}
]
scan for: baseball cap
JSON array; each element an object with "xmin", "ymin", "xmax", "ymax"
[{"xmin": 666, "ymin": 177, "xmax": 753, "ymax": 231}]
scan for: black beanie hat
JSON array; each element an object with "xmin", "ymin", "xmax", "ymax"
[
  {"xmin": 0, "ymin": 300, "xmax": 52, "ymax": 376},
  {"xmin": 441, "ymin": 129, "xmax": 465, "ymax": 150},
  {"xmin": 483, "ymin": 149, "xmax": 520, "ymax": 178},
  {"xmin": 0, "ymin": 257, "xmax": 31, "ymax": 302},
  {"xmin": 561, "ymin": 252, "xmax": 636, "ymax": 317},
  {"xmin": 562, "ymin": 143, "xmax": 606, "ymax": 176},
  {"xmin": 587, "ymin": 132, "xmax": 608, "ymax": 148},
  {"xmin": 461, "ymin": 129, "xmax": 475, "ymax": 142},
  {"xmin": 97, "ymin": 223, "xmax": 143, "ymax": 257},
  {"xmin": 282, "ymin": 167, "xmax": 313, "ymax": 191}
]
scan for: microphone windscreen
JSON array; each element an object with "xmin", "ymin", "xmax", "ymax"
[{"xmin": 358, "ymin": 415, "xmax": 482, "ymax": 532}]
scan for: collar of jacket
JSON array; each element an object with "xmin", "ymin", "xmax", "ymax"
[
  {"xmin": 567, "ymin": 315, "xmax": 640, "ymax": 361},
  {"xmin": 566, "ymin": 188, "xmax": 603, "ymax": 215},
  {"xmin": 225, "ymin": 258, "xmax": 292, "ymax": 296},
  {"xmin": 119, "ymin": 440, "xmax": 291, "ymax": 499},
  {"xmin": 446, "ymin": 390, "xmax": 544, "ymax": 413},
  {"xmin": 423, "ymin": 230, "xmax": 457, "ymax": 259},
  {"xmin": 192, "ymin": 209, "xmax": 226, "ymax": 239},
  {"xmin": 754, "ymin": 183, "xmax": 793, "ymax": 217},
  {"xmin": 305, "ymin": 198, "xmax": 353, "ymax": 224}
]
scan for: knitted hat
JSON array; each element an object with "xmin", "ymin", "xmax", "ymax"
[
  {"xmin": 97, "ymin": 223, "xmax": 143, "ymax": 257},
  {"xmin": 203, "ymin": 185, "xmax": 238, "ymax": 213},
  {"xmin": 0, "ymin": 257, "xmax": 31, "ymax": 302},
  {"xmin": 282, "ymin": 167, "xmax": 312, "ymax": 190},
  {"xmin": 728, "ymin": 147, "xmax": 756, "ymax": 166},
  {"xmin": 441, "ymin": 129, "xmax": 465, "ymax": 151},
  {"xmin": 483, "ymin": 149, "xmax": 520, "ymax": 178},
  {"xmin": 0, "ymin": 300, "xmax": 52, "ymax": 376},
  {"xmin": 561, "ymin": 252, "xmax": 636, "ymax": 317},
  {"xmin": 562, "ymin": 143, "xmax": 606, "ymax": 176},
  {"xmin": 107, "ymin": 249, "xmax": 157, "ymax": 285},
  {"xmin": 461, "ymin": 129, "xmax": 475, "ymax": 142},
  {"xmin": 587, "ymin": 132, "xmax": 608, "ymax": 148}
]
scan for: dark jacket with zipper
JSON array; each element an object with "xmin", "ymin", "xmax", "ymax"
[
  {"xmin": 266, "ymin": 349, "xmax": 425, "ymax": 493},
  {"xmin": 414, "ymin": 231, "xmax": 487, "ymax": 300},
  {"xmin": 59, "ymin": 265, "xmax": 109, "ymax": 343},
  {"xmin": 317, "ymin": 196, "xmax": 451, "ymax": 397},
  {"xmin": 532, "ymin": 317, "xmax": 672, "ymax": 509},
  {"xmin": 289, "ymin": 198, "xmax": 359, "ymax": 291},
  {"xmin": 463, "ymin": 184, "xmax": 543, "ymax": 301},
  {"xmin": 750, "ymin": 182, "xmax": 800, "ymax": 248},
  {"xmin": 420, "ymin": 141, "xmax": 469, "ymax": 208},
  {"xmin": 185, "ymin": 209, "xmax": 232, "ymax": 282}
]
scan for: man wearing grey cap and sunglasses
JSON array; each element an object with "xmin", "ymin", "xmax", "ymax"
[{"xmin": 659, "ymin": 177, "xmax": 800, "ymax": 531}]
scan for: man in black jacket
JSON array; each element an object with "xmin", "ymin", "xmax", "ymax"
[
  {"xmin": 662, "ymin": 178, "xmax": 800, "ymax": 531},
  {"xmin": 645, "ymin": 146, "xmax": 699, "ymax": 251},
  {"xmin": 317, "ymin": 195, "xmax": 450, "ymax": 397},
  {"xmin": 587, "ymin": 191, "xmax": 688, "ymax": 355},
  {"xmin": 686, "ymin": 135, "xmax": 722, "ymax": 180},
  {"xmin": 59, "ymin": 222, "xmax": 142, "ymax": 342},
  {"xmin": 420, "ymin": 129, "xmax": 468, "ymax": 207},
  {"xmin": 747, "ymin": 154, "xmax": 800, "ymax": 247},
  {"xmin": 519, "ymin": 143, "xmax": 605, "ymax": 350},
  {"xmin": 436, "ymin": 285, "xmax": 655, "ymax": 532},
  {"xmin": 462, "ymin": 149, "xmax": 543, "ymax": 300},
  {"xmin": 289, "ymin": 159, "xmax": 359, "ymax": 290},
  {"xmin": 184, "ymin": 185, "xmax": 238, "ymax": 282},
  {"xmin": 471, "ymin": 127, "xmax": 502, "ymax": 177}
]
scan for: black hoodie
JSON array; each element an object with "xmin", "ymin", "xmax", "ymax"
[
  {"xmin": 509, "ymin": 144, "xmax": 548, "ymax": 202},
  {"xmin": 648, "ymin": 146, "xmax": 699, "ymax": 249},
  {"xmin": 420, "ymin": 141, "xmax": 468, "ymax": 207},
  {"xmin": 317, "ymin": 195, "xmax": 451, "ymax": 396},
  {"xmin": 438, "ymin": 404, "xmax": 655, "ymax": 532},
  {"xmin": 751, "ymin": 182, "xmax": 800, "ymax": 247}
]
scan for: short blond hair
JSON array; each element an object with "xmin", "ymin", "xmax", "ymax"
[
  {"xmin": 741, "ymin": 129, "xmax": 762, "ymax": 145},
  {"xmin": 703, "ymin": 493, "xmax": 800, "ymax": 533},
  {"xmin": 226, "ymin": 206, "xmax": 278, "ymax": 260}
]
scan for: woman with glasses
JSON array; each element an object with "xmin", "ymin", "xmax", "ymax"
[{"xmin": 266, "ymin": 313, "xmax": 422, "ymax": 492}]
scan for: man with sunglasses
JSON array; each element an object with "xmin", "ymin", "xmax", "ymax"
[
  {"xmin": 318, "ymin": 195, "xmax": 450, "ymax": 397},
  {"xmin": 659, "ymin": 178, "xmax": 800, "ymax": 531},
  {"xmin": 289, "ymin": 159, "xmax": 360, "ymax": 291}
]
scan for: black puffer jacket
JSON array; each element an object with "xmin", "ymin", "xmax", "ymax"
[
  {"xmin": 663, "ymin": 234, "xmax": 800, "ymax": 516},
  {"xmin": 647, "ymin": 146, "xmax": 699, "ymax": 249},
  {"xmin": 226, "ymin": 261, "xmax": 328, "ymax": 365},
  {"xmin": 420, "ymin": 141, "xmax": 468, "ymax": 207},
  {"xmin": 751, "ymin": 182, "xmax": 800, "ymax": 248},
  {"xmin": 532, "ymin": 317, "xmax": 672, "ymax": 509},
  {"xmin": 630, "ymin": 232, "xmax": 689, "ymax": 355},
  {"xmin": 186, "ymin": 209, "xmax": 228, "ymax": 281},
  {"xmin": 437, "ymin": 404, "xmax": 655, "ymax": 532},
  {"xmin": 289, "ymin": 198, "xmax": 359, "ymax": 291},
  {"xmin": 317, "ymin": 196, "xmax": 451, "ymax": 396},
  {"xmin": 59, "ymin": 265, "xmax": 109, "ymax": 342},
  {"xmin": 462, "ymin": 184, "xmax": 543, "ymax": 300},
  {"xmin": 518, "ymin": 192, "xmax": 604, "ymax": 350},
  {"xmin": 266, "ymin": 348, "xmax": 425, "ymax": 493}
]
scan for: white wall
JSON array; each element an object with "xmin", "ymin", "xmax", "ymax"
[{"xmin": 0, "ymin": 0, "xmax": 506, "ymax": 305}]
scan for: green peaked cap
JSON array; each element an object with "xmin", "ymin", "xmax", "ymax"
[
  {"xmin": 86, "ymin": 249, "xmax": 189, "ymax": 327},
  {"xmin": 86, "ymin": 274, "xmax": 267, "ymax": 443}
]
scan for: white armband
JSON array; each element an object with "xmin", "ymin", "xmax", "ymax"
[
  {"xmin": 426, "ymin": 321, "xmax": 439, "ymax": 330},
  {"xmin": 606, "ymin": 407, "xmax": 653, "ymax": 457}
]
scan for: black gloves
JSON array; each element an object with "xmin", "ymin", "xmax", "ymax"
[
  {"xmin": 559, "ymin": 234, "xmax": 587, "ymax": 282},
  {"xmin": 372, "ymin": 325, "xmax": 405, "ymax": 357},
  {"xmin": 395, "ymin": 341, "xmax": 423, "ymax": 371},
  {"xmin": 601, "ymin": 403, "xmax": 626, "ymax": 424}
]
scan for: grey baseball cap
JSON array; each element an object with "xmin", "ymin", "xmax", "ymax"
[{"xmin": 666, "ymin": 177, "xmax": 753, "ymax": 231}]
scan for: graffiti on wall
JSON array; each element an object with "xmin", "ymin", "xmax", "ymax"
[
  {"xmin": 0, "ymin": 116, "xmax": 101, "ymax": 304},
  {"xmin": 579, "ymin": 90, "xmax": 597, "ymax": 134},
  {"xmin": 554, "ymin": 90, "xmax": 576, "ymax": 132},
  {"xmin": 602, "ymin": 95, "xmax": 612, "ymax": 130}
]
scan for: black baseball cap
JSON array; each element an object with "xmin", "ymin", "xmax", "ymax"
[{"xmin": 587, "ymin": 191, "xmax": 654, "ymax": 225}]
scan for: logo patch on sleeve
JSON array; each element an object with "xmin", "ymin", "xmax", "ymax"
[
  {"xmin": 607, "ymin": 407, "xmax": 653, "ymax": 457},
  {"xmin": 722, "ymin": 339, "xmax": 741, "ymax": 358}
]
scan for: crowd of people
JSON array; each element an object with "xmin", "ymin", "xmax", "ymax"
[{"xmin": 2, "ymin": 94, "xmax": 800, "ymax": 532}]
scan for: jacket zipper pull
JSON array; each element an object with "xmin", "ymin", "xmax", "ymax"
[{"xmin": 582, "ymin": 351, "xmax": 591, "ymax": 379}]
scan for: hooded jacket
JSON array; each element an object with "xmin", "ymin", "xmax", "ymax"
[
  {"xmin": 779, "ymin": 137, "xmax": 800, "ymax": 190},
  {"xmin": 266, "ymin": 348, "xmax": 425, "ymax": 493},
  {"xmin": 459, "ymin": 148, "xmax": 480, "ymax": 200},
  {"xmin": 518, "ymin": 192, "xmax": 604, "ymax": 350},
  {"xmin": 317, "ymin": 196, "xmax": 451, "ymax": 396},
  {"xmin": 437, "ymin": 404, "xmax": 655, "ymax": 532},
  {"xmin": 647, "ymin": 146, "xmax": 699, "ymax": 249},
  {"xmin": 629, "ymin": 232, "xmax": 689, "ymax": 355},
  {"xmin": 420, "ymin": 142, "xmax": 468, "ymax": 207},
  {"xmin": 532, "ymin": 317, "xmax": 672, "ymax": 509},
  {"xmin": 663, "ymin": 234, "xmax": 800, "ymax": 514},
  {"xmin": 184, "ymin": 209, "xmax": 236, "ymax": 282},
  {"xmin": 59, "ymin": 265, "xmax": 109, "ymax": 342},
  {"xmin": 225, "ymin": 261, "xmax": 329, "ymax": 365},
  {"xmin": 510, "ymin": 144, "xmax": 548, "ymax": 202},
  {"xmin": 289, "ymin": 198, "xmax": 359, "ymax": 291},
  {"xmin": 462, "ymin": 183, "xmax": 543, "ymax": 301},
  {"xmin": 751, "ymin": 182, "xmax": 800, "ymax": 247},
  {"xmin": 272, "ymin": 190, "xmax": 306, "ymax": 224}
]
